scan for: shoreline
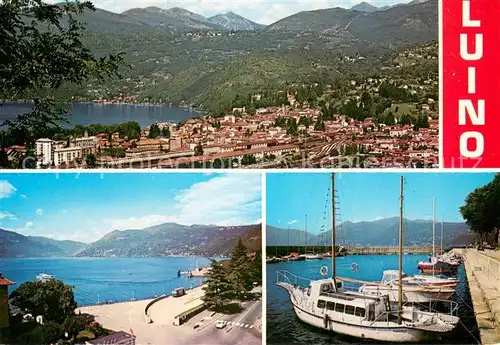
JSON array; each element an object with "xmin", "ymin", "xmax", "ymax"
[{"xmin": 0, "ymin": 100, "xmax": 205, "ymax": 112}]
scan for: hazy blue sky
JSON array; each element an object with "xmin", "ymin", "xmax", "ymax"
[
  {"xmin": 266, "ymin": 173, "xmax": 496, "ymax": 235},
  {"xmin": 0, "ymin": 173, "xmax": 261, "ymax": 243},
  {"xmin": 46, "ymin": 0, "xmax": 418, "ymax": 25}
]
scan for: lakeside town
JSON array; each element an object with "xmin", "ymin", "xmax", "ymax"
[{"xmin": 1, "ymin": 41, "xmax": 439, "ymax": 169}]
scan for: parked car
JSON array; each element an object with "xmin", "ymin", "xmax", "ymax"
[
  {"xmin": 172, "ymin": 287, "xmax": 186, "ymax": 297},
  {"xmin": 215, "ymin": 320, "xmax": 227, "ymax": 329},
  {"xmin": 477, "ymin": 244, "xmax": 484, "ymax": 251}
]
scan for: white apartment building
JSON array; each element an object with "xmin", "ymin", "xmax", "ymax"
[
  {"xmin": 36, "ymin": 135, "xmax": 97, "ymax": 166},
  {"xmin": 54, "ymin": 147, "xmax": 83, "ymax": 166},
  {"xmin": 71, "ymin": 136, "xmax": 97, "ymax": 148},
  {"xmin": 35, "ymin": 138, "xmax": 54, "ymax": 165}
]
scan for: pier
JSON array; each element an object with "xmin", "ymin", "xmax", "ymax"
[
  {"xmin": 266, "ymin": 245, "xmax": 433, "ymax": 257},
  {"xmin": 457, "ymin": 249, "xmax": 500, "ymax": 344}
]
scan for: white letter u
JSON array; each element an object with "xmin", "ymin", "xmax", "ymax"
[{"xmin": 460, "ymin": 34, "xmax": 483, "ymax": 61}]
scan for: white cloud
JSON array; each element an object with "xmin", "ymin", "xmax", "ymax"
[
  {"xmin": 36, "ymin": 209, "xmax": 44, "ymax": 216},
  {"xmin": 0, "ymin": 211, "xmax": 17, "ymax": 220},
  {"xmin": 0, "ymin": 181, "xmax": 17, "ymax": 199},
  {"xmin": 106, "ymin": 174, "xmax": 262, "ymax": 230},
  {"xmin": 288, "ymin": 219, "xmax": 298, "ymax": 225},
  {"xmin": 25, "ymin": 221, "xmax": 34, "ymax": 228}
]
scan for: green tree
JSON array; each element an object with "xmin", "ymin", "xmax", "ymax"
[
  {"xmin": 161, "ymin": 126, "xmax": 171, "ymax": 138},
  {"xmin": 228, "ymin": 238, "xmax": 254, "ymax": 300},
  {"xmin": 460, "ymin": 174, "xmax": 500, "ymax": 245},
  {"xmin": 62, "ymin": 313, "xmax": 95, "ymax": 339},
  {"xmin": 148, "ymin": 123, "xmax": 161, "ymax": 138},
  {"xmin": 0, "ymin": 0, "xmax": 124, "ymax": 151},
  {"xmin": 202, "ymin": 260, "xmax": 235, "ymax": 311},
  {"xmin": 85, "ymin": 154, "xmax": 97, "ymax": 168},
  {"xmin": 194, "ymin": 143, "xmax": 203, "ymax": 156},
  {"xmin": 213, "ymin": 158, "xmax": 222, "ymax": 169},
  {"xmin": 9, "ymin": 280, "xmax": 77, "ymax": 324},
  {"xmin": 241, "ymin": 154, "xmax": 256, "ymax": 166},
  {"xmin": 314, "ymin": 118, "xmax": 325, "ymax": 131}
]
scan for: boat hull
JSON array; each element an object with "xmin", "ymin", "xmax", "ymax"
[
  {"xmin": 291, "ymin": 304, "xmax": 426, "ymax": 342},
  {"xmin": 360, "ymin": 285, "xmax": 455, "ymax": 303}
]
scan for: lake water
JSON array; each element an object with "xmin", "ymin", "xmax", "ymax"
[
  {"xmin": 266, "ymin": 255, "xmax": 479, "ymax": 344},
  {"xmin": 0, "ymin": 257, "xmax": 210, "ymax": 306},
  {"xmin": 0, "ymin": 103, "xmax": 201, "ymax": 128}
]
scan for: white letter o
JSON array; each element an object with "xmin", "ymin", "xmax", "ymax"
[{"xmin": 460, "ymin": 131, "xmax": 484, "ymax": 158}]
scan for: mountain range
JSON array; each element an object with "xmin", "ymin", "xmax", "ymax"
[
  {"xmin": 24, "ymin": 0, "xmax": 438, "ymax": 111},
  {"xmin": 0, "ymin": 224, "xmax": 261, "ymax": 258},
  {"xmin": 66, "ymin": 0, "xmax": 436, "ymax": 40},
  {"xmin": 350, "ymin": 0, "xmax": 430, "ymax": 13},
  {"xmin": 118, "ymin": 7, "xmax": 265, "ymax": 32},
  {"xmin": 266, "ymin": 217, "xmax": 473, "ymax": 247},
  {"xmin": 0, "ymin": 229, "xmax": 87, "ymax": 258}
]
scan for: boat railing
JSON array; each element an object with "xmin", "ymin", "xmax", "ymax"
[
  {"xmin": 276, "ymin": 270, "xmax": 311, "ymax": 288},
  {"xmin": 402, "ymin": 298, "xmax": 460, "ymax": 317},
  {"xmin": 368, "ymin": 299, "xmax": 460, "ymax": 326}
]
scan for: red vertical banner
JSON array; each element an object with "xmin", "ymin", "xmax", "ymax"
[{"xmin": 442, "ymin": 0, "xmax": 500, "ymax": 168}]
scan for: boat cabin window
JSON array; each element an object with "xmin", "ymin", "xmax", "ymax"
[
  {"xmin": 326, "ymin": 301, "xmax": 335, "ymax": 311},
  {"xmin": 335, "ymin": 303, "xmax": 345, "ymax": 313},
  {"xmin": 345, "ymin": 305, "xmax": 355, "ymax": 315},
  {"xmin": 317, "ymin": 299, "xmax": 326, "ymax": 308},
  {"xmin": 307, "ymin": 285, "xmax": 311, "ymax": 296},
  {"xmin": 354, "ymin": 307, "xmax": 366, "ymax": 317},
  {"xmin": 320, "ymin": 283, "xmax": 334, "ymax": 294}
]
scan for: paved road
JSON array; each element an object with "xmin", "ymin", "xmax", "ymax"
[{"xmin": 183, "ymin": 298, "xmax": 262, "ymax": 345}]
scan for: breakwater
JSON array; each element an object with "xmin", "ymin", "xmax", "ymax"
[
  {"xmin": 266, "ymin": 245, "xmax": 433, "ymax": 256},
  {"xmin": 458, "ymin": 249, "xmax": 500, "ymax": 344}
]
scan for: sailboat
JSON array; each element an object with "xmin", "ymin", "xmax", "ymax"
[
  {"xmin": 303, "ymin": 215, "xmax": 323, "ymax": 260},
  {"xmin": 417, "ymin": 199, "xmax": 459, "ymax": 275},
  {"xmin": 360, "ymin": 200, "xmax": 457, "ymax": 303},
  {"xmin": 276, "ymin": 174, "xmax": 460, "ymax": 342}
]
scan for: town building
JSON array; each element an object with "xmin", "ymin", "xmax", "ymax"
[
  {"xmin": 0, "ymin": 273, "xmax": 15, "ymax": 329},
  {"xmin": 35, "ymin": 138, "xmax": 54, "ymax": 165},
  {"xmin": 86, "ymin": 331, "xmax": 136, "ymax": 345}
]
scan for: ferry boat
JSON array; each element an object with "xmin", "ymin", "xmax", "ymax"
[
  {"xmin": 36, "ymin": 273, "xmax": 55, "ymax": 282},
  {"xmin": 276, "ymin": 174, "xmax": 460, "ymax": 342}
]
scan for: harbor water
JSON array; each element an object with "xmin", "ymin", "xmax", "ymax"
[
  {"xmin": 0, "ymin": 257, "xmax": 210, "ymax": 306},
  {"xmin": 266, "ymin": 254, "xmax": 479, "ymax": 344}
]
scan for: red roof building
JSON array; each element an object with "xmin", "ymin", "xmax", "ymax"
[{"xmin": 0, "ymin": 273, "xmax": 14, "ymax": 328}]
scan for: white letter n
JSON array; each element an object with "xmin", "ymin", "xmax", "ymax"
[{"xmin": 459, "ymin": 100, "xmax": 485, "ymax": 125}]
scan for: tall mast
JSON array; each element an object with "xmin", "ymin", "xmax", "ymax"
[
  {"xmin": 432, "ymin": 197, "xmax": 436, "ymax": 259},
  {"xmin": 287, "ymin": 225, "xmax": 290, "ymax": 254},
  {"xmin": 276, "ymin": 229, "xmax": 278, "ymax": 257},
  {"xmin": 305, "ymin": 214, "xmax": 308, "ymax": 252},
  {"xmin": 332, "ymin": 173, "xmax": 336, "ymax": 279},
  {"xmin": 298, "ymin": 227, "xmax": 300, "ymax": 255},
  {"xmin": 398, "ymin": 176, "xmax": 404, "ymax": 325},
  {"xmin": 441, "ymin": 217, "xmax": 444, "ymax": 255}
]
